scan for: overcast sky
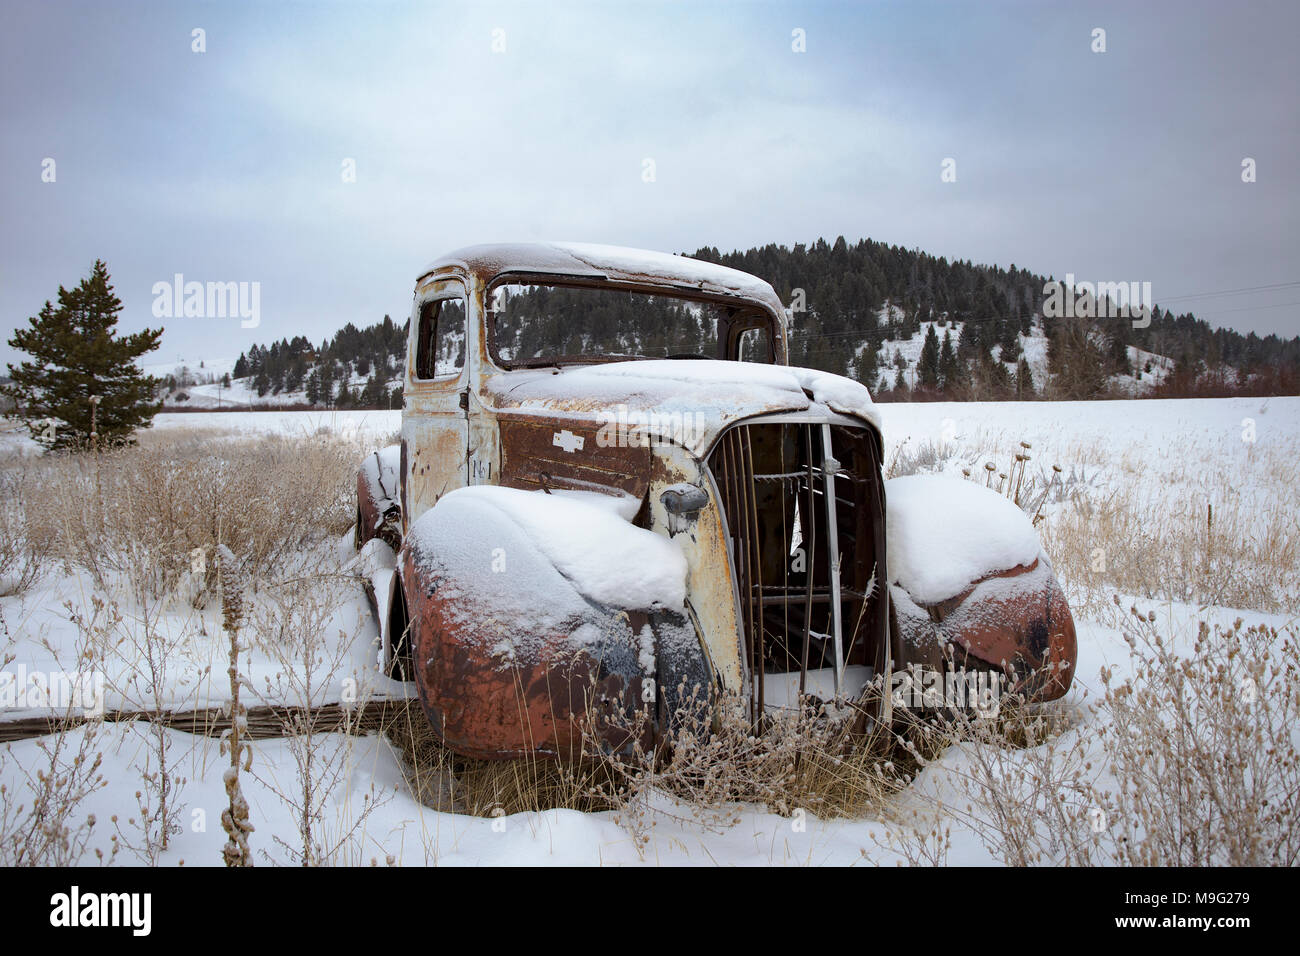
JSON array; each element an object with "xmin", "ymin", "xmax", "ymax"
[{"xmin": 2, "ymin": 0, "xmax": 1297, "ymax": 369}]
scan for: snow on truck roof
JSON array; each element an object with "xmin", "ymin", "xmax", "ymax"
[{"xmin": 418, "ymin": 242, "xmax": 784, "ymax": 306}]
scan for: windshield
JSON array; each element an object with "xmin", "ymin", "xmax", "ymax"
[{"xmin": 487, "ymin": 280, "xmax": 775, "ymax": 368}]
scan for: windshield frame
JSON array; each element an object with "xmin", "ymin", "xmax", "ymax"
[{"xmin": 483, "ymin": 272, "xmax": 782, "ymax": 371}]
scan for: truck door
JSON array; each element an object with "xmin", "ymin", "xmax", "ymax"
[{"xmin": 403, "ymin": 278, "xmax": 470, "ymax": 524}]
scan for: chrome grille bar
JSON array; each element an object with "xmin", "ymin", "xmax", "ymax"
[{"xmin": 821, "ymin": 423, "xmax": 845, "ymax": 696}]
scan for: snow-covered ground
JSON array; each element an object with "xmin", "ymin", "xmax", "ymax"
[
  {"xmin": 879, "ymin": 394, "xmax": 1284, "ymax": 467},
  {"xmin": 2, "ymin": 396, "xmax": 1296, "ymax": 865}
]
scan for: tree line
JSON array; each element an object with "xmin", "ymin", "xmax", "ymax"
[
  {"xmin": 690, "ymin": 238, "xmax": 1300, "ymax": 400},
  {"xmin": 231, "ymin": 315, "xmax": 407, "ymax": 408}
]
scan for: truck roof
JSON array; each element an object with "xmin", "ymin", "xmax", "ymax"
[{"xmin": 418, "ymin": 242, "xmax": 784, "ymax": 308}]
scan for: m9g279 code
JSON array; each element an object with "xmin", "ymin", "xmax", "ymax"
[{"xmin": 1197, "ymin": 893, "xmax": 1249, "ymax": 905}]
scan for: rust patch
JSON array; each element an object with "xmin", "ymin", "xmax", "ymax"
[{"xmin": 498, "ymin": 415, "xmax": 650, "ymax": 498}]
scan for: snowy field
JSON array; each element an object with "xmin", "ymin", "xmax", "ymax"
[
  {"xmin": 0, "ymin": 408, "xmax": 401, "ymax": 461},
  {"xmin": 1, "ymin": 396, "xmax": 1296, "ymax": 865}
]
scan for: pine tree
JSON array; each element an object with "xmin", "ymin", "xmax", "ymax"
[
  {"xmin": 319, "ymin": 363, "xmax": 335, "ymax": 407},
  {"xmin": 853, "ymin": 338, "xmax": 879, "ymax": 385},
  {"xmin": 957, "ymin": 316, "xmax": 985, "ymax": 363},
  {"xmin": 918, "ymin": 324, "xmax": 940, "ymax": 389},
  {"xmin": 286, "ymin": 357, "xmax": 306, "ymax": 393},
  {"xmin": 999, "ymin": 313, "xmax": 1022, "ymax": 361},
  {"xmin": 360, "ymin": 372, "xmax": 385, "ymax": 407},
  {"xmin": 1015, "ymin": 356, "xmax": 1035, "ymax": 398},
  {"xmin": 939, "ymin": 330, "xmax": 960, "ymax": 393},
  {"xmin": 986, "ymin": 354, "xmax": 1012, "ymax": 397},
  {"xmin": 1107, "ymin": 317, "xmax": 1133, "ymax": 375},
  {"xmin": 2, "ymin": 260, "xmax": 162, "ymax": 450},
  {"xmin": 1048, "ymin": 317, "xmax": 1109, "ymax": 399}
]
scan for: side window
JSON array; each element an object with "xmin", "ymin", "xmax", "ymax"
[{"xmin": 414, "ymin": 295, "xmax": 467, "ymax": 381}]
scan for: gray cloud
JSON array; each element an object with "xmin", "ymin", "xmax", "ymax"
[{"xmin": 2, "ymin": 0, "xmax": 1296, "ymax": 370}]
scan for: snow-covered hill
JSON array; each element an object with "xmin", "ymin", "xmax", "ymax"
[
  {"xmin": 860, "ymin": 301, "xmax": 1172, "ymax": 396},
  {"xmin": 143, "ymin": 357, "xmax": 401, "ymax": 410}
]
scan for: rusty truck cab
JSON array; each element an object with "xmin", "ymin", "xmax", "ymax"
[{"xmin": 393, "ymin": 244, "xmax": 892, "ymax": 736}]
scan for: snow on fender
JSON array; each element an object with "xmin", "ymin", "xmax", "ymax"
[
  {"xmin": 885, "ymin": 475, "xmax": 1077, "ymax": 701},
  {"xmin": 399, "ymin": 485, "xmax": 711, "ymax": 760}
]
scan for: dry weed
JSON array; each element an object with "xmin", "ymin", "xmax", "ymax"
[
  {"xmin": 1087, "ymin": 603, "xmax": 1300, "ymax": 865},
  {"xmin": 19, "ymin": 432, "xmax": 360, "ymax": 603}
]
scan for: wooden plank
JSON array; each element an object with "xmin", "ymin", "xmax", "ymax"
[{"xmin": 0, "ymin": 698, "xmax": 408, "ymax": 744}]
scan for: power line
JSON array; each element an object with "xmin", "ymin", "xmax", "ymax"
[
  {"xmin": 1193, "ymin": 300, "xmax": 1300, "ymax": 317},
  {"xmin": 1156, "ymin": 281, "xmax": 1300, "ymax": 303}
]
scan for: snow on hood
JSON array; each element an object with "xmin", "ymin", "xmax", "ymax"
[
  {"xmin": 484, "ymin": 359, "xmax": 881, "ymax": 456},
  {"xmin": 885, "ymin": 475, "xmax": 1042, "ymax": 605}
]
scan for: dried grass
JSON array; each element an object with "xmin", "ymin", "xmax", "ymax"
[
  {"xmin": 388, "ymin": 680, "xmax": 913, "ymax": 857},
  {"xmin": 14, "ymin": 430, "xmax": 361, "ymax": 602},
  {"xmin": 1040, "ymin": 477, "xmax": 1299, "ymax": 617}
]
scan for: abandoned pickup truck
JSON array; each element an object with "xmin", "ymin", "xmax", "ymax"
[{"xmin": 355, "ymin": 242, "xmax": 1076, "ymax": 760}]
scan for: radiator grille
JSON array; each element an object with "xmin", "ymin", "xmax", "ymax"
[{"xmin": 706, "ymin": 420, "xmax": 888, "ymax": 720}]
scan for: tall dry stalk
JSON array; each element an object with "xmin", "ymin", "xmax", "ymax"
[{"xmin": 218, "ymin": 545, "xmax": 254, "ymax": 867}]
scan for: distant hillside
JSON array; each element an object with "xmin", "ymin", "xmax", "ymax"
[
  {"xmin": 154, "ymin": 237, "xmax": 1300, "ymax": 409},
  {"xmin": 155, "ymin": 317, "xmax": 406, "ymax": 410},
  {"xmin": 690, "ymin": 238, "xmax": 1300, "ymax": 400}
]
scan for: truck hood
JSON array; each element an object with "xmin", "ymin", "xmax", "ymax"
[{"xmin": 482, "ymin": 359, "xmax": 881, "ymax": 457}]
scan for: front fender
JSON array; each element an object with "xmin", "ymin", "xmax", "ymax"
[
  {"xmin": 400, "ymin": 485, "xmax": 711, "ymax": 760},
  {"xmin": 886, "ymin": 475, "xmax": 1077, "ymax": 703}
]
